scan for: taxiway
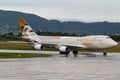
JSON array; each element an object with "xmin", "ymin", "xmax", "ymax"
[{"xmin": 0, "ymin": 50, "xmax": 120, "ymax": 80}]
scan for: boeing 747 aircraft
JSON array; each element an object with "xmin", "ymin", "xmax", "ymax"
[{"xmin": 18, "ymin": 18, "xmax": 118, "ymax": 57}]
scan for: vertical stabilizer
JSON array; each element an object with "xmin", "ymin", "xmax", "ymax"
[
  {"xmin": 18, "ymin": 18, "xmax": 37, "ymax": 37},
  {"xmin": 18, "ymin": 18, "xmax": 41, "ymax": 43}
]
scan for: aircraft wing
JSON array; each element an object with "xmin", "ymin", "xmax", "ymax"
[
  {"xmin": 63, "ymin": 44, "xmax": 87, "ymax": 49},
  {"xmin": 40, "ymin": 43, "xmax": 87, "ymax": 49}
]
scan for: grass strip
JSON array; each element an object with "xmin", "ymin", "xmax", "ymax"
[{"xmin": 0, "ymin": 52, "xmax": 52, "ymax": 58}]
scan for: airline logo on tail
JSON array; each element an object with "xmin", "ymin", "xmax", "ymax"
[
  {"xmin": 18, "ymin": 18, "xmax": 41, "ymax": 43},
  {"xmin": 18, "ymin": 18, "xmax": 36, "ymax": 38}
]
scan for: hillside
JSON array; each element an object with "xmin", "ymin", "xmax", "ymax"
[{"xmin": 0, "ymin": 10, "xmax": 120, "ymax": 35}]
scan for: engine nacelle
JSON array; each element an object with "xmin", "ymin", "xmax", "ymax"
[
  {"xmin": 59, "ymin": 46, "xmax": 68, "ymax": 52},
  {"xmin": 33, "ymin": 44, "xmax": 43, "ymax": 50}
]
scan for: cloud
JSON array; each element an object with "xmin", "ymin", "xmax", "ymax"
[{"xmin": 0, "ymin": 0, "xmax": 120, "ymax": 22}]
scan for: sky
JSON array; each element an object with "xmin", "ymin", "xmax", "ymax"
[{"xmin": 0, "ymin": 0, "xmax": 120, "ymax": 22}]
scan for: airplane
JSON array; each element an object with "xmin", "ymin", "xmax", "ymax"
[{"xmin": 18, "ymin": 18, "xmax": 118, "ymax": 57}]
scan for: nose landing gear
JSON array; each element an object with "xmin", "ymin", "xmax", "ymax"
[{"xmin": 103, "ymin": 50, "xmax": 107, "ymax": 56}]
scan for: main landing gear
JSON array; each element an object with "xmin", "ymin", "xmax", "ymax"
[
  {"xmin": 73, "ymin": 50, "xmax": 78, "ymax": 57},
  {"xmin": 65, "ymin": 51, "xmax": 70, "ymax": 57},
  {"xmin": 60, "ymin": 50, "xmax": 108, "ymax": 57},
  {"xmin": 103, "ymin": 50, "xmax": 107, "ymax": 57},
  {"xmin": 60, "ymin": 51, "xmax": 70, "ymax": 57},
  {"xmin": 60, "ymin": 50, "xmax": 79, "ymax": 57}
]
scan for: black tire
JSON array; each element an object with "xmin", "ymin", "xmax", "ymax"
[
  {"xmin": 73, "ymin": 50, "xmax": 78, "ymax": 57},
  {"xmin": 103, "ymin": 52, "xmax": 107, "ymax": 57},
  {"xmin": 65, "ymin": 51, "xmax": 69, "ymax": 57}
]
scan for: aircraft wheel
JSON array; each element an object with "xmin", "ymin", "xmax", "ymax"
[
  {"xmin": 103, "ymin": 52, "xmax": 107, "ymax": 56},
  {"xmin": 59, "ymin": 52, "xmax": 64, "ymax": 55},
  {"xmin": 73, "ymin": 50, "xmax": 78, "ymax": 57},
  {"xmin": 65, "ymin": 51, "xmax": 69, "ymax": 57}
]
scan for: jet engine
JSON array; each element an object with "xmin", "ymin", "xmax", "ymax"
[
  {"xmin": 33, "ymin": 44, "xmax": 43, "ymax": 50},
  {"xmin": 59, "ymin": 46, "xmax": 68, "ymax": 52}
]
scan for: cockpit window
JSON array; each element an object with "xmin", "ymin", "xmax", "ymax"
[{"xmin": 106, "ymin": 37, "xmax": 110, "ymax": 39}]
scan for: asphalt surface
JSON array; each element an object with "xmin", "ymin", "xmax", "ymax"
[
  {"xmin": 0, "ymin": 49, "xmax": 58, "ymax": 54},
  {"xmin": 0, "ymin": 50, "xmax": 120, "ymax": 80}
]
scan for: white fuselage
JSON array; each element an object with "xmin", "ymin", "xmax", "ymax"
[
  {"xmin": 37, "ymin": 35, "xmax": 117, "ymax": 50},
  {"xmin": 18, "ymin": 18, "xmax": 118, "ymax": 51}
]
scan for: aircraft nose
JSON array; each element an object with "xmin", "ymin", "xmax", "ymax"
[
  {"xmin": 115, "ymin": 42, "xmax": 118, "ymax": 46},
  {"xmin": 112, "ymin": 41, "xmax": 118, "ymax": 47}
]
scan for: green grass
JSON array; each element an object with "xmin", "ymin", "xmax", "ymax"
[
  {"xmin": 107, "ymin": 42, "xmax": 120, "ymax": 52},
  {"xmin": 0, "ymin": 42, "xmax": 57, "ymax": 50},
  {"xmin": 0, "ymin": 42, "xmax": 33, "ymax": 50},
  {"xmin": 0, "ymin": 52, "xmax": 52, "ymax": 58}
]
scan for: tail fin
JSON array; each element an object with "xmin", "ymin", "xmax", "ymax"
[
  {"xmin": 18, "ymin": 18, "xmax": 37, "ymax": 38},
  {"xmin": 18, "ymin": 18, "xmax": 41, "ymax": 43}
]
